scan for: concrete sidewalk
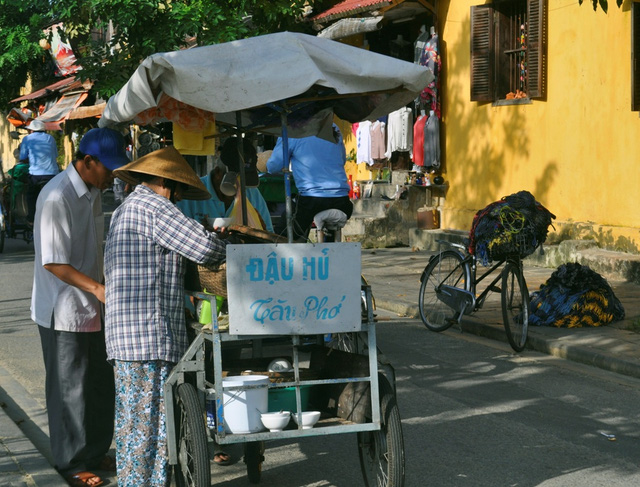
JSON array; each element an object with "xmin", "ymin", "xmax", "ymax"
[
  {"xmin": 0, "ymin": 404, "xmax": 67, "ymax": 486},
  {"xmin": 361, "ymin": 247, "xmax": 640, "ymax": 381}
]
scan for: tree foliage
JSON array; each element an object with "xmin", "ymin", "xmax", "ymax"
[
  {"xmin": 54, "ymin": 0, "xmax": 311, "ymax": 98},
  {"xmin": 0, "ymin": 0, "xmax": 55, "ymax": 108},
  {"xmin": 0, "ymin": 0, "xmax": 312, "ymax": 108}
]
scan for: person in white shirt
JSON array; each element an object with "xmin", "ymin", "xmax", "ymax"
[{"xmin": 31, "ymin": 127, "xmax": 129, "ymax": 487}]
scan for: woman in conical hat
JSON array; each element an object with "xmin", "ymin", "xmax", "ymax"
[
  {"xmin": 114, "ymin": 145, "xmax": 210, "ymax": 203},
  {"xmin": 104, "ymin": 146, "xmax": 227, "ymax": 485}
]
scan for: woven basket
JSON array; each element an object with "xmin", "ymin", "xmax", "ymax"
[
  {"xmin": 185, "ymin": 261, "xmax": 228, "ymax": 297},
  {"xmin": 184, "ymin": 225, "xmax": 287, "ymax": 296}
]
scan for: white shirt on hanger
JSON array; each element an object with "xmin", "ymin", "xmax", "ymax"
[{"xmin": 385, "ymin": 107, "xmax": 413, "ymax": 159}]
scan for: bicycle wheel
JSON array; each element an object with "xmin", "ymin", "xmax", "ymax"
[
  {"xmin": 358, "ymin": 374, "xmax": 405, "ymax": 487},
  {"xmin": 501, "ymin": 261, "xmax": 529, "ymax": 352},
  {"xmin": 174, "ymin": 383, "xmax": 211, "ymax": 487},
  {"xmin": 244, "ymin": 441, "xmax": 265, "ymax": 484},
  {"xmin": 419, "ymin": 250, "xmax": 471, "ymax": 332}
]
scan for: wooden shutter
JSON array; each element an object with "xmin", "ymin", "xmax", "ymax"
[
  {"xmin": 527, "ymin": 0, "xmax": 546, "ymax": 99},
  {"xmin": 632, "ymin": 2, "xmax": 640, "ymax": 111},
  {"xmin": 470, "ymin": 5, "xmax": 495, "ymax": 102}
]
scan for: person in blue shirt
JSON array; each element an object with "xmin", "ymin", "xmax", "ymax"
[
  {"xmin": 266, "ymin": 123, "xmax": 352, "ymax": 241},
  {"xmin": 178, "ymin": 137, "xmax": 273, "ymax": 232},
  {"xmin": 19, "ymin": 119, "xmax": 60, "ymax": 223}
]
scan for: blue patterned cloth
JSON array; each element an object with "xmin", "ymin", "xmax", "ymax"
[
  {"xmin": 177, "ymin": 173, "xmax": 273, "ymax": 232},
  {"xmin": 114, "ymin": 360, "xmax": 171, "ymax": 487},
  {"xmin": 105, "ymin": 184, "xmax": 227, "ymax": 363}
]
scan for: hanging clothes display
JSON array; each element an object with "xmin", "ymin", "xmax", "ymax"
[
  {"xmin": 417, "ymin": 28, "xmax": 442, "ymax": 119},
  {"xmin": 412, "ymin": 112, "xmax": 427, "ymax": 167},
  {"xmin": 423, "ymin": 110, "xmax": 440, "ymax": 170},
  {"xmin": 414, "ymin": 26, "xmax": 430, "ymax": 64},
  {"xmin": 370, "ymin": 120, "xmax": 386, "ymax": 162},
  {"xmin": 356, "ymin": 120, "xmax": 372, "ymax": 165},
  {"xmin": 385, "ymin": 107, "xmax": 413, "ymax": 159}
]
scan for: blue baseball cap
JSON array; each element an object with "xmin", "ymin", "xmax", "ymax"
[{"xmin": 79, "ymin": 128, "xmax": 129, "ymax": 170}]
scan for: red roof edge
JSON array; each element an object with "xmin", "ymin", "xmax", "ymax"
[{"xmin": 311, "ymin": 0, "xmax": 391, "ymax": 22}]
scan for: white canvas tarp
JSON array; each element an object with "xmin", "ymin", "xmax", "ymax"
[{"xmin": 98, "ymin": 31, "xmax": 431, "ymax": 135}]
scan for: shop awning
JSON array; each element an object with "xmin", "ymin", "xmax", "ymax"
[
  {"xmin": 10, "ymin": 77, "xmax": 77, "ymax": 103},
  {"xmin": 317, "ymin": 16, "xmax": 384, "ymax": 39},
  {"xmin": 37, "ymin": 92, "xmax": 88, "ymax": 123},
  {"xmin": 98, "ymin": 31, "xmax": 433, "ymax": 137},
  {"xmin": 67, "ymin": 103, "xmax": 106, "ymax": 120}
]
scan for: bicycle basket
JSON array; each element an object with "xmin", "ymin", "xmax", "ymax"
[{"xmin": 469, "ymin": 190, "xmax": 555, "ymax": 264}]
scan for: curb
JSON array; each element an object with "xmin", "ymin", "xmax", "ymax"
[{"xmin": 375, "ymin": 298, "xmax": 640, "ymax": 381}]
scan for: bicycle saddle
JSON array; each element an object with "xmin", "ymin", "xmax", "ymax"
[{"xmin": 313, "ymin": 209, "xmax": 347, "ymax": 232}]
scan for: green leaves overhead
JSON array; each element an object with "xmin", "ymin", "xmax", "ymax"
[
  {"xmin": 0, "ymin": 0, "xmax": 312, "ymax": 108},
  {"xmin": 0, "ymin": 0, "xmax": 53, "ymax": 106},
  {"xmin": 52, "ymin": 0, "xmax": 312, "ymax": 98}
]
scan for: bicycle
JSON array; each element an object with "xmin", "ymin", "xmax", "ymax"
[{"xmin": 418, "ymin": 239, "xmax": 530, "ymax": 352}]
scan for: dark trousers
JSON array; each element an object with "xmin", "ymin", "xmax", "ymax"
[
  {"xmin": 292, "ymin": 195, "xmax": 353, "ymax": 241},
  {"xmin": 38, "ymin": 320, "xmax": 115, "ymax": 476},
  {"xmin": 27, "ymin": 175, "xmax": 54, "ymax": 223}
]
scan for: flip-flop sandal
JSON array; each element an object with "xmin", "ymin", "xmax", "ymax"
[
  {"xmin": 213, "ymin": 451, "xmax": 232, "ymax": 466},
  {"xmin": 65, "ymin": 471, "xmax": 104, "ymax": 487}
]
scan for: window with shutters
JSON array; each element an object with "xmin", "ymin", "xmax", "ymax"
[{"xmin": 470, "ymin": 0, "xmax": 546, "ymax": 104}]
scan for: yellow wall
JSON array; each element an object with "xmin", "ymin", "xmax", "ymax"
[
  {"xmin": 439, "ymin": 0, "xmax": 640, "ymax": 252},
  {"xmin": 1, "ymin": 78, "xmax": 33, "ymax": 176},
  {"xmin": 1, "ymin": 119, "xmax": 23, "ymax": 176}
]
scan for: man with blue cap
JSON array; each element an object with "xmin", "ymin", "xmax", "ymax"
[{"xmin": 31, "ymin": 127, "xmax": 128, "ymax": 487}]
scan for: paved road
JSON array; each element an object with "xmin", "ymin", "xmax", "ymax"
[
  {"xmin": 2, "ymin": 234, "xmax": 640, "ymax": 486},
  {"xmin": 206, "ymin": 314, "xmax": 640, "ymax": 486}
]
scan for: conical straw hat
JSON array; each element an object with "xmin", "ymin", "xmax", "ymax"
[{"xmin": 114, "ymin": 146, "xmax": 210, "ymax": 200}]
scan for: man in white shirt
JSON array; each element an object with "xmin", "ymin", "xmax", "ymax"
[{"xmin": 31, "ymin": 127, "xmax": 128, "ymax": 487}]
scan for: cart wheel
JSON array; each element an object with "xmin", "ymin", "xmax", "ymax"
[
  {"xmin": 357, "ymin": 375, "xmax": 405, "ymax": 487},
  {"xmin": 173, "ymin": 383, "xmax": 211, "ymax": 487},
  {"xmin": 244, "ymin": 441, "xmax": 265, "ymax": 484}
]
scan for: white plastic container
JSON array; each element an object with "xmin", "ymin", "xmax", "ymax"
[{"xmin": 222, "ymin": 375, "xmax": 269, "ymax": 434}]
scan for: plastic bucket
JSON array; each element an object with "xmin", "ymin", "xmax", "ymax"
[
  {"xmin": 268, "ymin": 385, "xmax": 311, "ymax": 413},
  {"xmin": 222, "ymin": 375, "xmax": 269, "ymax": 434}
]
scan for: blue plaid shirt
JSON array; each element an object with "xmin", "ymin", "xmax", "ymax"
[{"xmin": 105, "ymin": 185, "xmax": 227, "ymax": 363}]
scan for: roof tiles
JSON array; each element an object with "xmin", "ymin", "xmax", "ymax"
[{"xmin": 311, "ymin": 0, "xmax": 391, "ymax": 22}]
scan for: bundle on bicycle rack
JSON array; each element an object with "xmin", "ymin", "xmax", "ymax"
[
  {"xmin": 529, "ymin": 262, "xmax": 625, "ymax": 328},
  {"xmin": 467, "ymin": 190, "xmax": 555, "ymax": 265}
]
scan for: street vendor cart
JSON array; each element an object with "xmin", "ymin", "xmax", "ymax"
[
  {"xmin": 98, "ymin": 31, "xmax": 432, "ymax": 486},
  {"xmin": 167, "ymin": 236, "xmax": 403, "ymax": 485}
]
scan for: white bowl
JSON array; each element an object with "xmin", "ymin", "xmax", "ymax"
[
  {"xmin": 207, "ymin": 217, "xmax": 232, "ymax": 229},
  {"xmin": 260, "ymin": 411, "xmax": 291, "ymax": 432},
  {"xmin": 292, "ymin": 411, "xmax": 321, "ymax": 429}
]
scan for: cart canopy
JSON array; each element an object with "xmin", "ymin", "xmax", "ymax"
[{"xmin": 98, "ymin": 31, "xmax": 432, "ymax": 138}]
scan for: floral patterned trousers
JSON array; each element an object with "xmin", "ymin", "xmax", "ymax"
[{"xmin": 114, "ymin": 360, "xmax": 173, "ymax": 487}]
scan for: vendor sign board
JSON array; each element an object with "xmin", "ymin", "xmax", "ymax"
[{"xmin": 227, "ymin": 243, "xmax": 362, "ymax": 335}]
